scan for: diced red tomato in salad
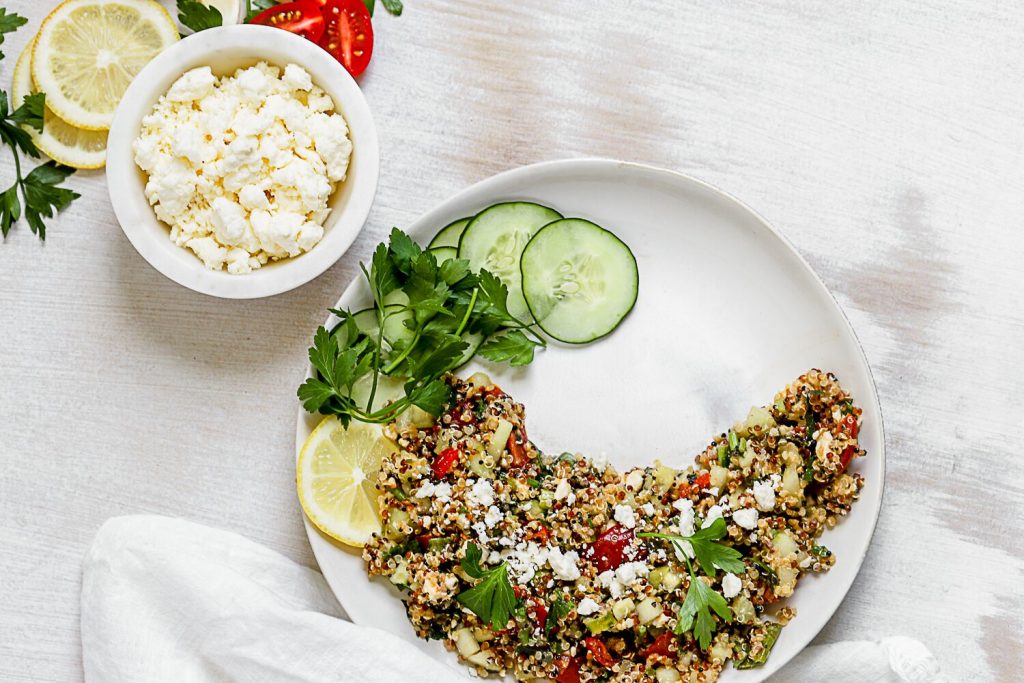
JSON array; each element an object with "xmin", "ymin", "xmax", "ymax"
[
  {"xmin": 840, "ymin": 414, "xmax": 859, "ymax": 438},
  {"xmin": 431, "ymin": 447, "xmax": 460, "ymax": 479},
  {"xmin": 507, "ymin": 426, "xmax": 531, "ymax": 467},
  {"xmin": 585, "ymin": 524, "xmax": 645, "ymax": 572},
  {"xmin": 554, "ymin": 656, "xmax": 581, "ymax": 683},
  {"xmin": 839, "ymin": 445, "xmax": 857, "ymax": 470},
  {"xmin": 583, "ymin": 636, "xmax": 616, "ymax": 667},
  {"xmin": 639, "ymin": 631, "xmax": 675, "ymax": 658},
  {"xmin": 527, "ymin": 596, "xmax": 548, "ymax": 630},
  {"xmin": 694, "ymin": 471, "xmax": 711, "ymax": 490}
]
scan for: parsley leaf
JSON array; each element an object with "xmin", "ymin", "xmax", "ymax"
[
  {"xmin": 178, "ymin": 0, "xmax": 223, "ymax": 32},
  {"xmin": 479, "ymin": 330, "xmax": 539, "ymax": 367},
  {"xmin": 297, "ymin": 229, "xmax": 548, "ymax": 427},
  {"xmin": 457, "ymin": 542, "xmax": 517, "ymax": 630},
  {"xmin": 546, "ymin": 593, "xmax": 574, "ymax": 635},
  {"xmin": 0, "ymin": 8, "xmax": 27, "ymax": 60},
  {"xmin": 21, "ymin": 162, "xmax": 79, "ymax": 239},
  {"xmin": 641, "ymin": 518, "xmax": 740, "ymax": 649},
  {"xmin": 640, "ymin": 518, "xmax": 744, "ymax": 577},
  {"xmin": 0, "ymin": 33, "xmax": 80, "ymax": 243},
  {"xmin": 380, "ymin": 0, "xmax": 403, "ymax": 16}
]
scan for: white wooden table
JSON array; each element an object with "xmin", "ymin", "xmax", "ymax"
[{"xmin": 2, "ymin": 1, "xmax": 1022, "ymax": 680}]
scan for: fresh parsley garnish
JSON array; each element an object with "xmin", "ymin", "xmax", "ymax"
[
  {"xmin": 297, "ymin": 228, "xmax": 546, "ymax": 426},
  {"xmin": 546, "ymin": 592, "xmax": 574, "ymax": 634},
  {"xmin": 0, "ymin": 8, "xmax": 28, "ymax": 61},
  {"xmin": 0, "ymin": 15, "xmax": 79, "ymax": 240},
  {"xmin": 456, "ymin": 542, "xmax": 517, "ymax": 630},
  {"xmin": 177, "ymin": 0, "xmax": 223, "ymax": 32},
  {"xmin": 639, "ymin": 517, "xmax": 745, "ymax": 577},
  {"xmin": 640, "ymin": 518, "xmax": 743, "ymax": 649}
]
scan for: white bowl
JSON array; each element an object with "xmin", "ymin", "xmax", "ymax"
[{"xmin": 106, "ymin": 25, "xmax": 379, "ymax": 299}]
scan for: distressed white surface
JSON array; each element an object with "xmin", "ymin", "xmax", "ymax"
[{"xmin": 0, "ymin": 1, "xmax": 1022, "ymax": 681}]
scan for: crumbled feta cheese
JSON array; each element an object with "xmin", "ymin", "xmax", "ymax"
[
  {"xmin": 577, "ymin": 598, "xmax": 600, "ymax": 616},
  {"xmin": 733, "ymin": 508, "xmax": 759, "ymax": 530},
  {"xmin": 721, "ymin": 572, "xmax": 743, "ymax": 598},
  {"xmin": 483, "ymin": 505, "xmax": 503, "ymax": 528},
  {"xmin": 816, "ymin": 430, "xmax": 834, "ymax": 459},
  {"xmin": 506, "ymin": 542, "xmax": 546, "ymax": 584},
  {"xmin": 701, "ymin": 505, "xmax": 725, "ymax": 529},
  {"xmin": 599, "ymin": 561, "xmax": 650, "ymax": 597},
  {"xmin": 553, "ymin": 479, "xmax": 572, "ymax": 500},
  {"xmin": 545, "ymin": 547, "xmax": 581, "ymax": 581},
  {"xmin": 752, "ymin": 479, "xmax": 777, "ymax": 511},
  {"xmin": 625, "ymin": 469, "xmax": 645, "ymax": 490},
  {"xmin": 468, "ymin": 479, "xmax": 495, "ymax": 508},
  {"xmin": 613, "ymin": 504, "xmax": 637, "ymax": 529},
  {"xmin": 641, "ymin": 502, "xmax": 655, "ymax": 516},
  {"xmin": 676, "ymin": 503, "xmax": 696, "ymax": 538},
  {"xmin": 414, "ymin": 481, "xmax": 451, "ymax": 501},
  {"xmin": 133, "ymin": 62, "xmax": 351, "ymax": 272}
]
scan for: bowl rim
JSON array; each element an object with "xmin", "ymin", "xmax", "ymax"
[{"xmin": 106, "ymin": 24, "xmax": 379, "ymax": 299}]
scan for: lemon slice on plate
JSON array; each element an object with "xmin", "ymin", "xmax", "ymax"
[
  {"xmin": 11, "ymin": 38, "xmax": 108, "ymax": 170},
  {"xmin": 298, "ymin": 416, "xmax": 399, "ymax": 547},
  {"xmin": 32, "ymin": 0, "xmax": 179, "ymax": 131}
]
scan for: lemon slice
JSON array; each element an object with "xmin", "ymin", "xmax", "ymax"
[
  {"xmin": 11, "ymin": 38, "xmax": 108, "ymax": 170},
  {"xmin": 32, "ymin": 0, "xmax": 179, "ymax": 131},
  {"xmin": 298, "ymin": 416, "xmax": 399, "ymax": 547}
]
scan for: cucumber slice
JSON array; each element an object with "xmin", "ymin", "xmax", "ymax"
[
  {"xmin": 382, "ymin": 290, "xmax": 415, "ymax": 348},
  {"xmin": 520, "ymin": 218, "xmax": 638, "ymax": 344},
  {"xmin": 458, "ymin": 202, "xmax": 562, "ymax": 321},
  {"xmin": 428, "ymin": 246, "xmax": 457, "ymax": 263},
  {"xmin": 428, "ymin": 217, "xmax": 471, "ymax": 249}
]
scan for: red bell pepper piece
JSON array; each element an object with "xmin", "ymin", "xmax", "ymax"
[
  {"xmin": 840, "ymin": 414, "xmax": 859, "ymax": 438},
  {"xmin": 554, "ymin": 656, "xmax": 581, "ymax": 683},
  {"xmin": 639, "ymin": 631, "xmax": 675, "ymax": 658},
  {"xmin": 431, "ymin": 447, "xmax": 460, "ymax": 479},
  {"xmin": 839, "ymin": 445, "xmax": 857, "ymax": 470},
  {"xmin": 528, "ymin": 596, "xmax": 548, "ymax": 630}
]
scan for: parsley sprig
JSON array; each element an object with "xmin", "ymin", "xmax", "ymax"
[
  {"xmin": 0, "ymin": 11, "xmax": 79, "ymax": 240},
  {"xmin": 297, "ymin": 228, "xmax": 546, "ymax": 426},
  {"xmin": 456, "ymin": 542, "xmax": 517, "ymax": 630},
  {"xmin": 639, "ymin": 518, "xmax": 744, "ymax": 649},
  {"xmin": 177, "ymin": 0, "xmax": 223, "ymax": 32}
]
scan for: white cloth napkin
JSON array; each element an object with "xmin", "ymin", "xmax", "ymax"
[{"xmin": 82, "ymin": 516, "xmax": 945, "ymax": 683}]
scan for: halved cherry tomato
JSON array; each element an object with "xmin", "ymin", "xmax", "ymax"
[
  {"xmin": 432, "ymin": 447, "xmax": 460, "ymax": 479},
  {"xmin": 583, "ymin": 636, "xmax": 616, "ymax": 667},
  {"xmin": 585, "ymin": 524, "xmax": 646, "ymax": 572},
  {"xmin": 250, "ymin": 0, "xmax": 326, "ymax": 42},
  {"xmin": 319, "ymin": 0, "xmax": 374, "ymax": 76},
  {"xmin": 554, "ymin": 656, "xmax": 581, "ymax": 683},
  {"xmin": 639, "ymin": 631, "xmax": 675, "ymax": 658}
]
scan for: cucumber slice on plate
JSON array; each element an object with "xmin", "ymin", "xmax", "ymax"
[
  {"xmin": 428, "ymin": 246, "xmax": 458, "ymax": 263},
  {"xmin": 520, "ymin": 218, "xmax": 638, "ymax": 344},
  {"xmin": 428, "ymin": 217, "xmax": 471, "ymax": 249},
  {"xmin": 381, "ymin": 290, "xmax": 415, "ymax": 348},
  {"xmin": 458, "ymin": 202, "xmax": 562, "ymax": 321}
]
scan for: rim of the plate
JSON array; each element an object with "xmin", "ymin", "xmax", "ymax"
[{"xmin": 295, "ymin": 158, "xmax": 886, "ymax": 680}]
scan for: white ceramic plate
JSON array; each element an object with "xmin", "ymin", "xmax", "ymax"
[{"xmin": 295, "ymin": 159, "xmax": 885, "ymax": 681}]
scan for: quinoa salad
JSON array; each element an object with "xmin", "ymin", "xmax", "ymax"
[{"xmin": 362, "ymin": 369, "xmax": 866, "ymax": 682}]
